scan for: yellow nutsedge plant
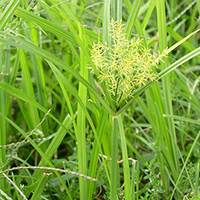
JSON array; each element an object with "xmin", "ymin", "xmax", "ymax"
[{"xmin": 91, "ymin": 19, "xmax": 167, "ymax": 107}]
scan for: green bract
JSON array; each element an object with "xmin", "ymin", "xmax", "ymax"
[{"xmin": 91, "ymin": 20, "xmax": 167, "ymax": 105}]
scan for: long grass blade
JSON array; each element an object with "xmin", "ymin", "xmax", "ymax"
[
  {"xmin": 0, "ymin": 0, "xmax": 20, "ymax": 30},
  {"xmin": 0, "ymin": 34, "xmax": 114, "ymax": 114}
]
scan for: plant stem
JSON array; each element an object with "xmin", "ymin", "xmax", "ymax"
[
  {"xmin": 117, "ymin": 114, "xmax": 131, "ymax": 200},
  {"xmin": 110, "ymin": 116, "xmax": 119, "ymax": 200},
  {"xmin": 110, "ymin": 114, "xmax": 132, "ymax": 200}
]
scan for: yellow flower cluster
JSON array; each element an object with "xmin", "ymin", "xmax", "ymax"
[{"xmin": 91, "ymin": 20, "xmax": 167, "ymax": 105}]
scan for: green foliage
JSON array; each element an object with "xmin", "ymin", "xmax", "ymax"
[
  {"xmin": 140, "ymin": 159, "xmax": 165, "ymax": 199},
  {"xmin": 0, "ymin": 0, "xmax": 200, "ymax": 200}
]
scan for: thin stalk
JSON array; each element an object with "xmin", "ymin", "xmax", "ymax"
[
  {"xmin": 76, "ymin": 25, "xmax": 88, "ymax": 200},
  {"xmin": 131, "ymin": 162, "xmax": 136, "ymax": 200},
  {"xmin": 110, "ymin": 116, "xmax": 119, "ymax": 200},
  {"xmin": 117, "ymin": 114, "xmax": 131, "ymax": 200},
  {"xmin": 194, "ymin": 162, "xmax": 199, "ymax": 196},
  {"xmin": 0, "ymin": 46, "xmax": 7, "ymax": 189},
  {"xmin": 136, "ymin": 161, "xmax": 140, "ymax": 200}
]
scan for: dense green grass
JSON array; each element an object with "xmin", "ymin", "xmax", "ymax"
[{"xmin": 0, "ymin": 0, "xmax": 200, "ymax": 199}]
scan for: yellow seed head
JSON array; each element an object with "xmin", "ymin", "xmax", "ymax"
[{"xmin": 91, "ymin": 20, "xmax": 167, "ymax": 105}]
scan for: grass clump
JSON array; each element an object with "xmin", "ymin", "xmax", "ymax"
[{"xmin": 0, "ymin": 0, "xmax": 200, "ymax": 199}]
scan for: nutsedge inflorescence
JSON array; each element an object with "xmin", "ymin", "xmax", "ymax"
[{"xmin": 91, "ymin": 19, "xmax": 167, "ymax": 106}]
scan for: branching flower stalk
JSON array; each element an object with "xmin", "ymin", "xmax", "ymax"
[
  {"xmin": 91, "ymin": 19, "xmax": 167, "ymax": 108},
  {"xmin": 91, "ymin": 19, "xmax": 168, "ymax": 200}
]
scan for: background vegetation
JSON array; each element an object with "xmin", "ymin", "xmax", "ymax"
[{"xmin": 0, "ymin": 0, "xmax": 200, "ymax": 199}]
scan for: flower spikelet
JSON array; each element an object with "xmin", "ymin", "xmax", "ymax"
[{"xmin": 91, "ymin": 20, "xmax": 167, "ymax": 106}]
